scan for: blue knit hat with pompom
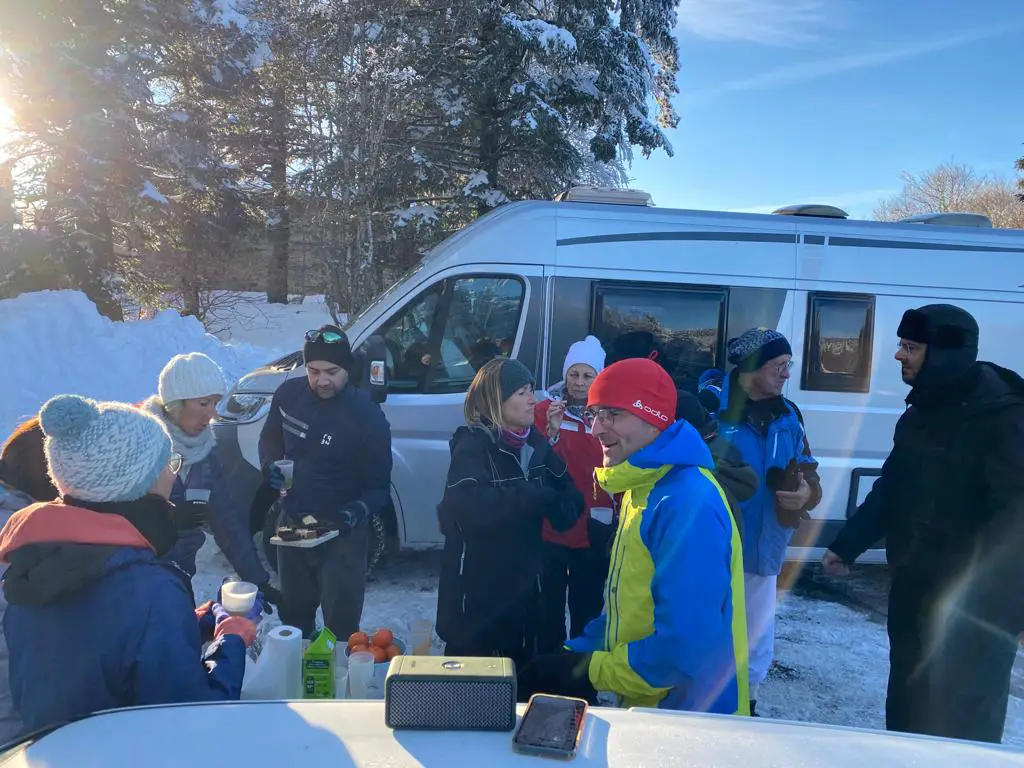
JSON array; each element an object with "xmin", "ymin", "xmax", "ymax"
[{"xmin": 39, "ymin": 394, "xmax": 172, "ymax": 503}]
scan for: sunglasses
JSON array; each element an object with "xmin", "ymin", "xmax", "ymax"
[
  {"xmin": 168, "ymin": 452, "xmax": 184, "ymax": 474},
  {"xmin": 305, "ymin": 329, "xmax": 346, "ymax": 344}
]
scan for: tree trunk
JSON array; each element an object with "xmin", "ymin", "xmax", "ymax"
[
  {"xmin": 86, "ymin": 207, "xmax": 123, "ymax": 321},
  {"xmin": 476, "ymin": 15, "xmax": 501, "ymax": 218},
  {"xmin": 266, "ymin": 90, "xmax": 290, "ymax": 304}
]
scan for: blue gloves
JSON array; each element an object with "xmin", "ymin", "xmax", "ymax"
[
  {"xmin": 197, "ymin": 587, "xmax": 269, "ymax": 642},
  {"xmin": 263, "ymin": 463, "xmax": 285, "ymax": 491}
]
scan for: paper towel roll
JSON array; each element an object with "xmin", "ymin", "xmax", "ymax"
[{"xmin": 241, "ymin": 625, "xmax": 303, "ymax": 700}]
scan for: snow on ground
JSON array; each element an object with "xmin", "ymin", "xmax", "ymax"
[
  {"xmin": 0, "ymin": 289, "xmax": 332, "ymax": 438},
  {"xmin": 765, "ymin": 594, "xmax": 1024, "ymax": 748}
]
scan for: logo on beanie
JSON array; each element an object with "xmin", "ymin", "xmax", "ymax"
[{"xmin": 632, "ymin": 399, "xmax": 669, "ymax": 422}]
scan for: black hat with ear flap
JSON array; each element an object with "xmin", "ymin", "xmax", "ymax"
[{"xmin": 897, "ymin": 304, "xmax": 979, "ymax": 390}]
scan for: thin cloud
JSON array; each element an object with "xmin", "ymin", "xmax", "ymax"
[
  {"xmin": 676, "ymin": 0, "xmax": 849, "ymax": 47},
  {"xmin": 685, "ymin": 25, "xmax": 1013, "ymax": 104}
]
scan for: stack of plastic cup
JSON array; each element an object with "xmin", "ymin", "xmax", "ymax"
[
  {"xmin": 348, "ymin": 651, "xmax": 374, "ymax": 699},
  {"xmin": 410, "ymin": 618, "xmax": 434, "ymax": 655}
]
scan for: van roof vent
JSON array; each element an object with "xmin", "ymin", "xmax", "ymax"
[
  {"xmin": 554, "ymin": 186, "xmax": 654, "ymax": 206},
  {"xmin": 897, "ymin": 212, "xmax": 993, "ymax": 228},
  {"xmin": 771, "ymin": 204, "xmax": 849, "ymax": 219}
]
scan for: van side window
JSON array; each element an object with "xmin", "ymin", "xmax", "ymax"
[
  {"xmin": 374, "ymin": 285, "xmax": 445, "ymax": 392},
  {"xmin": 593, "ymin": 283, "xmax": 728, "ymax": 392},
  {"xmin": 427, "ymin": 276, "xmax": 526, "ymax": 394},
  {"xmin": 803, "ymin": 292, "xmax": 875, "ymax": 393}
]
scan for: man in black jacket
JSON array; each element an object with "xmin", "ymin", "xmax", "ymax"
[
  {"xmin": 258, "ymin": 325, "xmax": 392, "ymax": 639},
  {"xmin": 823, "ymin": 304, "xmax": 1024, "ymax": 744}
]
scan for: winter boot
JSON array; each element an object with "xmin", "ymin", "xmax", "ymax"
[{"xmin": 749, "ymin": 700, "xmax": 759, "ymax": 717}]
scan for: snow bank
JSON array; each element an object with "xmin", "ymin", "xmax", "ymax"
[
  {"xmin": 0, "ymin": 290, "xmax": 280, "ymax": 438},
  {"xmin": 204, "ymin": 291, "xmax": 337, "ymax": 358}
]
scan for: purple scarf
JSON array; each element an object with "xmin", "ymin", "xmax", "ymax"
[{"xmin": 500, "ymin": 426, "xmax": 530, "ymax": 450}]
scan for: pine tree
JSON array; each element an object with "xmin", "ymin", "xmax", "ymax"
[
  {"xmin": 0, "ymin": 0, "xmax": 259, "ymax": 317},
  {"xmin": 0, "ymin": 0, "xmax": 173, "ymax": 317}
]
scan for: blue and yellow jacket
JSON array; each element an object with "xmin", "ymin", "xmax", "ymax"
[{"xmin": 566, "ymin": 420, "xmax": 749, "ymax": 716}]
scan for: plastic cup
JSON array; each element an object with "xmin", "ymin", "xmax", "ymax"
[
  {"xmin": 334, "ymin": 664, "xmax": 350, "ymax": 699},
  {"xmin": 348, "ymin": 651, "xmax": 375, "ymax": 699},
  {"xmin": 274, "ymin": 460, "xmax": 294, "ymax": 491},
  {"xmin": 221, "ymin": 581, "xmax": 258, "ymax": 615},
  {"xmin": 410, "ymin": 618, "xmax": 433, "ymax": 656}
]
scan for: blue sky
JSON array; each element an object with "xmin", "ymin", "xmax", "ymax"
[{"xmin": 630, "ymin": 0, "xmax": 1024, "ymax": 218}]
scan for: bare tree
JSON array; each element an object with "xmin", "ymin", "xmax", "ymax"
[{"xmin": 874, "ymin": 162, "xmax": 1024, "ymax": 229}]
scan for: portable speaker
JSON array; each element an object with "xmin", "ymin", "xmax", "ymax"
[{"xmin": 384, "ymin": 656, "xmax": 517, "ymax": 731}]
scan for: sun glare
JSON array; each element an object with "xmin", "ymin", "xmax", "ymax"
[{"xmin": 0, "ymin": 99, "xmax": 13, "ymax": 160}]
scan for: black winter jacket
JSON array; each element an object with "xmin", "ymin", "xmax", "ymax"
[
  {"xmin": 435, "ymin": 425, "xmax": 583, "ymax": 663},
  {"xmin": 258, "ymin": 378, "xmax": 392, "ymax": 527},
  {"xmin": 830, "ymin": 362, "xmax": 1024, "ymax": 633}
]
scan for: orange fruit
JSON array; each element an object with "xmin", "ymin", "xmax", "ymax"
[
  {"xmin": 369, "ymin": 645, "xmax": 388, "ymax": 663},
  {"xmin": 347, "ymin": 631, "xmax": 370, "ymax": 650},
  {"xmin": 371, "ymin": 628, "xmax": 394, "ymax": 648},
  {"xmin": 350, "ymin": 643, "xmax": 369, "ymax": 655},
  {"xmin": 385, "ymin": 644, "xmax": 401, "ymax": 660}
]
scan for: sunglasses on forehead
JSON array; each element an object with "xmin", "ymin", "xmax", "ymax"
[{"xmin": 305, "ymin": 329, "xmax": 346, "ymax": 344}]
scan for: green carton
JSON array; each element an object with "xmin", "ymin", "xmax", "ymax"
[{"xmin": 302, "ymin": 627, "xmax": 337, "ymax": 699}]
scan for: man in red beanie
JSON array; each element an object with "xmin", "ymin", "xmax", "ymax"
[{"xmin": 517, "ymin": 359, "xmax": 749, "ymax": 716}]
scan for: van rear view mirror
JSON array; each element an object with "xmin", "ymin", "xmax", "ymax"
[{"xmin": 354, "ymin": 334, "xmax": 388, "ymax": 404}]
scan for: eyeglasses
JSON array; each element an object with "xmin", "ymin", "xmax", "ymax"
[
  {"xmin": 583, "ymin": 407, "xmax": 623, "ymax": 429},
  {"xmin": 168, "ymin": 452, "xmax": 184, "ymax": 474},
  {"xmin": 896, "ymin": 341, "xmax": 921, "ymax": 355},
  {"xmin": 770, "ymin": 360, "xmax": 795, "ymax": 375},
  {"xmin": 305, "ymin": 329, "xmax": 346, "ymax": 344}
]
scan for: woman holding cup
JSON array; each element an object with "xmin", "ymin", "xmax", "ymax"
[
  {"xmin": 534, "ymin": 336, "xmax": 616, "ymax": 652},
  {"xmin": 435, "ymin": 358, "xmax": 583, "ymax": 669},
  {"xmin": 0, "ymin": 395, "xmax": 256, "ymax": 736},
  {"xmin": 142, "ymin": 353, "xmax": 282, "ymax": 609}
]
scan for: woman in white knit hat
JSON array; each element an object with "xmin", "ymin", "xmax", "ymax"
[
  {"xmin": 142, "ymin": 353, "xmax": 281, "ymax": 609},
  {"xmin": 533, "ymin": 335, "xmax": 616, "ymax": 653}
]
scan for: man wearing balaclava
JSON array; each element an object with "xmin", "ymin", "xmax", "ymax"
[{"xmin": 824, "ymin": 304, "xmax": 1024, "ymax": 744}]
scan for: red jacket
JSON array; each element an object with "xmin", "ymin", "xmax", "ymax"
[{"xmin": 534, "ymin": 399, "xmax": 615, "ymax": 548}]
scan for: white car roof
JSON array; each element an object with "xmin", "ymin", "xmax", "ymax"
[{"xmin": 4, "ymin": 701, "xmax": 1023, "ymax": 767}]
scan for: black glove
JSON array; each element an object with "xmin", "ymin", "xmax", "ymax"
[
  {"xmin": 337, "ymin": 503, "xmax": 367, "ymax": 537},
  {"xmin": 259, "ymin": 583, "xmax": 283, "ymax": 615},
  {"xmin": 517, "ymin": 651, "xmax": 598, "ymax": 705},
  {"xmin": 174, "ymin": 500, "xmax": 208, "ymax": 530}
]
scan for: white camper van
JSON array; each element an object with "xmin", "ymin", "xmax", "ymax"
[{"xmin": 212, "ymin": 189, "xmax": 1024, "ymax": 570}]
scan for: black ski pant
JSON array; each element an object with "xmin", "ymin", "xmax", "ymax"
[
  {"xmin": 277, "ymin": 523, "xmax": 368, "ymax": 640},
  {"xmin": 885, "ymin": 576, "xmax": 1018, "ymax": 744},
  {"xmin": 537, "ymin": 522, "xmax": 612, "ymax": 654}
]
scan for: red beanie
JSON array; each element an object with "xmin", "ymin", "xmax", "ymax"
[{"xmin": 587, "ymin": 358, "xmax": 676, "ymax": 431}]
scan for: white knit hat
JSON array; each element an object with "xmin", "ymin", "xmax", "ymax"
[
  {"xmin": 158, "ymin": 353, "xmax": 227, "ymax": 405},
  {"xmin": 562, "ymin": 335, "xmax": 606, "ymax": 381}
]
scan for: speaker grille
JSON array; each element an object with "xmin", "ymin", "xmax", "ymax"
[{"xmin": 385, "ymin": 678, "xmax": 516, "ymax": 731}]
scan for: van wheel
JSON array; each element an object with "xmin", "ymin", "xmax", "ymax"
[{"xmin": 367, "ymin": 502, "xmax": 397, "ymax": 577}]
